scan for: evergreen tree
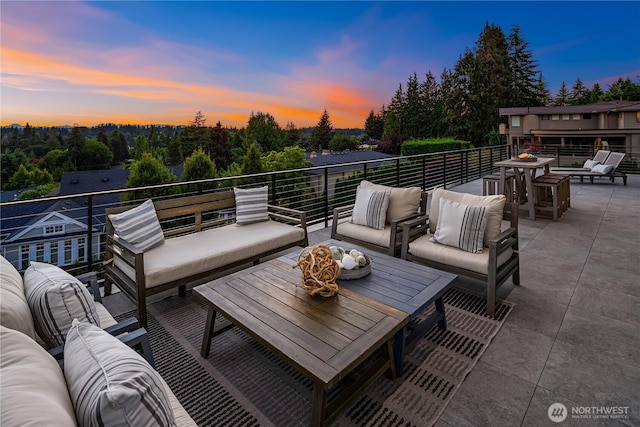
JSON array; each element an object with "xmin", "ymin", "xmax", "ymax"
[
  {"xmin": 403, "ymin": 73, "xmax": 422, "ymax": 138},
  {"xmin": 65, "ymin": 126, "xmax": 85, "ymax": 169},
  {"xmin": 533, "ymin": 73, "xmax": 552, "ymax": 106},
  {"xmin": 310, "ymin": 109, "xmax": 334, "ymax": 150},
  {"xmin": 239, "ymin": 143, "xmax": 264, "ymax": 185},
  {"xmin": 467, "ymin": 22, "xmax": 511, "ymax": 145},
  {"xmin": 382, "ymin": 85, "xmax": 405, "ymax": 139},
  {"xmin": 569, "ymin": 78, "xmax": 589, "ymax": 105},
  {"xmin": 507, "ymin": 24, "xmax": 540, "ymax": 106},
  {"xmin": 586, "ymin": 82, "xmax": 604, "ymax": 103},
  {"xmin": 108, "ymin": 130, "xmax": 129, "ymax": 163},
  {"xmin": 283, "ymin": 121, "xmax": 302, "ymax": 147},
  {"xmin": 553, "ymin": 82, "xmax": 570, "ymax": 106},
  {"xmin": 206, "ymin": 122, "xmax": 233, "ymax": 172},
  {"xmin": 364, "ymin": 110, "xmax": 384, "ymax": 140},
  {"xmin": 167, "ymin": 132, "xmax": 182, "ymax": 165}
]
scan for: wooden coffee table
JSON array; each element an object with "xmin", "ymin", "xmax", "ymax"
[
  {"xmin": 280, "ymin": 239, "xmax": 457, "ymax": 376},
  {"xmin": 194, "ymin": 259, "xmax": 408, "ymax": 427}
]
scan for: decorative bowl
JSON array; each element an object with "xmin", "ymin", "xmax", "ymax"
[{"xmin": 338, "ymin": 254, "xmax": 372, "ymax": 280}]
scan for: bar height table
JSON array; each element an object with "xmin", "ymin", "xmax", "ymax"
[{"xmin": 494, "ymin": 157, "xmax": 554, "ymax": 220}]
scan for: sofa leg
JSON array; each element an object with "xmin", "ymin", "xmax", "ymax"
[
  {"xmin": 486, "ymin": 279, "xmax": 496, "ymax": 318},
  {"xmin": 137, "ymin": 297, "xmax": 148, "ymax": 329},
  {"xmin": 178, "ymin": 284, "xmax": 186, "ymax": 297}
]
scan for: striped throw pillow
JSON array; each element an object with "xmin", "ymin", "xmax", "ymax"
[
  {"xmin": 351, "ymin": 186, "xmax": 391, "ymax": 230},
  {"xmin": 234, "ymin": 186, "xmax": 269, "ymax": 225},
  {"xmin": 23, "ymin": 262, "xmax": 100, "ymax": 348},
  {"xmin": 432, "ymin": 198, "xmax": 489, "ymax": 254},
  {"xmin": 64, "ymin": 320, "xmax": 176, "ymax": 427},
  {"xmin": 108, "ymin": 199, "xmax": 165, "ymax": 252}
]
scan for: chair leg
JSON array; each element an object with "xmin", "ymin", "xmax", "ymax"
[{"xmin": 486, "ymin": 277, "xmax": 496, "ymax": 318}]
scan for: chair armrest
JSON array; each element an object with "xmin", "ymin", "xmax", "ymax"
[
  {"xmin": 331, "ymin": 204, "xmax": 355, "ymax": 236},
  {"xmin": 400, "ymin": 215, "xmax": 429, "ymax": 259},
  {"xmin": 489, "ymin": 227, "xmax": 519, "ymax": 256},
  {"xmin": 106, "ymin": 234, "xmax": 144, "ymax": 257},
  {"xmin": 268, "ymin": 204, "xmax": 307, "ymax": 229},
  {"xmin": 388, "ymin": 212, "xmax": 423, "ymax": 255},
  {"xmin": 76, "ymin": 271, "xmax": 101, "ymax": 303}
]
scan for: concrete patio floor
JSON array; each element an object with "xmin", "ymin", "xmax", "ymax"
[{"xmin": 104, "ymin": 174, "xmax": 640, "ymax": 426}]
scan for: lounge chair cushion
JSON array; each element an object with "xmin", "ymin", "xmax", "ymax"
[
  {"xmin": 430, "ymin": 188, "xmax": 506, "ymax": 247},
  {"xmin": 360, "ymin": 180, "xmax": 422, "ymax": 223},
  {"xmin": 64, "ymin": 319, "xmax": 175, "ymax": 427},
  {"xmin": 109, "ymin": 199, "xmax": 165, "ymax": 251},
  {"xmin": 0, "ymin": 325, "xmax": 77, "ymax": 426},
  {"xmin": 23, "ymin": 262, "xmax": 100, "ymax": 348},
  {"xmin": 114, "ymin": 219, "xmax": 306, "ymax": 289},
  {"xmin": 351, "ymin": 186, "xmax": 390, "ymax": 230},
  {"xmin": 234, "ymin": 186, "xmax": 269, "ymax": 225},
  {"xmin": 432, "ymin": 198, "xmax": 489, "ymax": 254},
  {"xmin": 409, "ymin": 234, "xmax": 514, "ymax": 275},
  {"xmin": 583, "ymin": 159, "xmax": 600, "ymax": 170},
  {"xmin": 590, "ymin": 164, "xmax": 615, "ymax": 175},
  {"xmin": 0, "ymin": 256, "xmax": 37, "ymax": 340}
]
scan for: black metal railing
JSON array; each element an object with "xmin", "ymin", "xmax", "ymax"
[{"xmin": 1, "ymin": 145, "xmax": 512, "ymax": 275}]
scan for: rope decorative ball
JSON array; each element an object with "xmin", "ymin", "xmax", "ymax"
[{"xmin": 292, "ymin": 245, "xmax": 340, "ymax": 298}]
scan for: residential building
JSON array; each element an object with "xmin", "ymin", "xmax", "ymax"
[{"xmin": 499, "ymin": 101, "xmax": 640, "ymax": 155}]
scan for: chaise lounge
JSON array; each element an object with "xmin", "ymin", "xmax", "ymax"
[{"xmin": 551, "ymin": 151, "xmax": 627, "ymax": 185}]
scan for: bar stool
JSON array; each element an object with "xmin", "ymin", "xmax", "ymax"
[
  {"xmin": 483, "ymin": 172, "xmax": 516, "ymax": 202},
  {"xmin": 532, "ymin": 174, "xmax": 570, "ymax": 220}
]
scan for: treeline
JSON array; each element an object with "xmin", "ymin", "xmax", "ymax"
[
  {"xmin": 1, "ymin": 109, "xmax": 363, "ymax": 196},
  {"xmin": 364, "ymin": 23, "xmax": 640, "ymax": 151}
]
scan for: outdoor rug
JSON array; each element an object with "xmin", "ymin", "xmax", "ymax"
[{"xmin": 117, "ymin": 287, "xmax": 513, "ymax": 426}]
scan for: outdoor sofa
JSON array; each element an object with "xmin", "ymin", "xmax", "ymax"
[
  {"xmin": 0, "ymin": 255, "xmax": 196, "ymax": 426},
  {"xmin": 104, "ymin": 187, "xmax": 308, "ymax": 328}
]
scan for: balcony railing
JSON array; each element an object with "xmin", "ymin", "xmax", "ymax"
[{"xmin": 2, "ymin": 145, "xmax": 512, "ymax": 276}]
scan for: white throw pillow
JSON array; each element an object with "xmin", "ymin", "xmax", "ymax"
[
  {"xmin": 0, "ymin": 326, "xmax": 77, "ymax": 426},
  {"xmin": 64, "ymin": 319, "xmax": 176, "ymax": 427},
  {"xmin": 590, "ymin": 164, "xmax": 615, "ymax": 175},
  {"xmin": 234, "ymin": 186, "xmax": 269, "ymax": 225},
  {"xmin": 351, "ymin": 186, "xmax": 391, "ymax": 230},
  {"xmin": 0, "ymin": 255, "xmax": 37, "ymax": 339},
  {"xmin": 430, "ymin": 188, "xmax": 506, "ymax": 248},
  {"xmin": 108, "ymin": 199, "xmax": 165, "ymax": 251},
  {"xmin": 583, "ymin": 159, "xmax": 600, "ymax": 170},
  {"xmin": 23, "ymin": 261, "xmax": 100, "ymax": 348},
  {"xmin": 432, "ymin": 198, "xmax": 490, "ymax": 254}
]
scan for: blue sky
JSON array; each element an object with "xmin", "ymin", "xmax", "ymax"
[{"xmin": 1, "ymin": 1, "xmax": 639, "ymax": 128}]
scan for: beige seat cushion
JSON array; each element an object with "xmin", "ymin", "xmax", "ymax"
[
  {"xmin": 115, "ymin": 220, "xmax": 305, "ymax": 289},
  {"xmin": 409, "ymin": 234, "xmax": 513, "ymax": 275},
  {"xmin": 0, "ymin": 325, "xmax": 77, "ymax": 426},
  {"xmin": 0, "ymin": 256, "xmax": 37, "ymax": 340},
  {"xmin": 430, "ymin": 188, "xmax": 506, "ymax": 247},
  {"xmin": 335, "ymin": 221, "xmax": 392, "ymax": 248},
  {"xmin": 162, "ymin": 378, "xmax": 198, "ymax": 426},
  {"xmin": 360, "ymin": 180, "xmax": 422, "ymax": 223}
]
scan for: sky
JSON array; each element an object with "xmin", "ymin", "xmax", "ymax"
[{"xmin": 1, "ymin": 1, "xmax": 639, "ymax": 129}]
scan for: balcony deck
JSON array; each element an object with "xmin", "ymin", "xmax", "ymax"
[{"xmin": 103, "ymin": 174, "xmax": 640, "ymax": 425}]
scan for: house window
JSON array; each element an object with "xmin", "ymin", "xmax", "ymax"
[
  {"xmin": 36, "ymin": 243, "xmax": 45, "ymax": 262},
  {"xmin": 572, "ymin": 114, "xmax": 581, "ymax": 120},
  {"xmin": 562, "ymin": 114, "xmax": 570, "ymax": 120},
  {"xmin": 78, "ymin": 238, "xmax": 86, "ymax": 262},
  {"xmin": 511, "ymin": 116, "xmax": 521, "ymax": 127},
  {"xmin": 44, "ymin": 225, "xmax": 64, "ymax": 235},
  {"xmin": 20, "ymin": 245, "xmax": 30, "ymax": 269},
  {"xmin": 50, "ymin": 242, "xmax": 59, "ymax": 265},
  {"xmin": 541, "ymin": 115, "xmax": 550, "ymax": 120},
  {"xmin": 64, "ymin": 240, "xmax": 73, "ymax": 264},
  {"xmin": 552, "ymin": 115, "xmax": 560, "ymax": 120},
  {"xmin": 583, "ymin": 113, "xmax": 592, "ymax": 119}
]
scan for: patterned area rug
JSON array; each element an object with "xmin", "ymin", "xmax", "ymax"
[{"xmin": 117, "ymin": 288, "xmax": 513, "ymax": 426}]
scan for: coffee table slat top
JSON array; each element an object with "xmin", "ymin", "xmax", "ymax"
[
  {"xmin": 279, "ymin": 240, "xmax": 457, "ymax": 319},
  {"xmin": 194, "ymin": 258, "xmax": 408, "ymax": 387}
]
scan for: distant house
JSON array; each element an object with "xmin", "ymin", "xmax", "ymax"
[
  {"xmin": 499, "ymin": 101, "xmax": 640, "ymax": 155},
  {"xmin": 1, "ymin": 166, "xmax": 188, "ymax": 270},
  {"xmin": 305, "ymin": 150, "xmax": 396, "ymax": 197}
]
